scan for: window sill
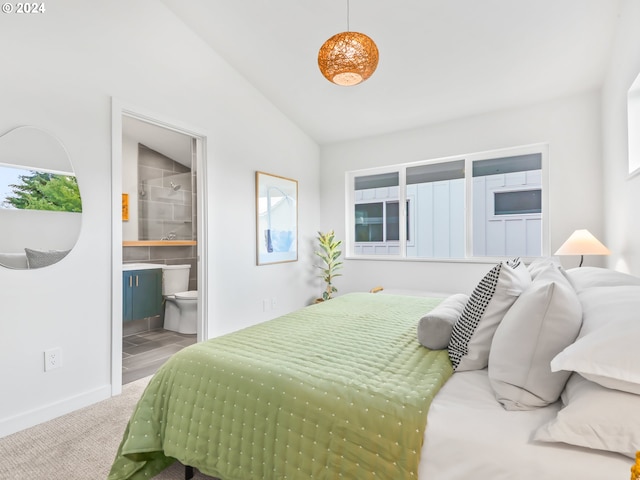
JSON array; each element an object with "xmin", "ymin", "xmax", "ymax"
[{"xmin": 344, "ymin": 255, "xmax": 540, "ymax": 265}]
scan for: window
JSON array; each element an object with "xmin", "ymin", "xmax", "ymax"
[
  {"xmin": 493, "ymin": 190, "xmax": 541, "ymax": 216},
  {"xmin": 347, "ymin": 145, "xmax": 548, "ymax": 259},
  {"xmin": 406, "ymin": 160, "xmax": 464, "ymax": 258},
  {"xmin": 355, "ymin": 203, "xmax": 384, "ymax": 242},
  {"xmin": 355, "ymin": 201, "xmax": 408, "ymax": 241},
  {"xmin": 353, "ymin": 172, "xmax": 408, "ymax": 255}
]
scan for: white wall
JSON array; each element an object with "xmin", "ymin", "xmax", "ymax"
[
  {"xmin": 602, "ymin": 0, "xmax": 640, "ymax": 275},
  {"xmin": 320, "ymin": 90, "xmax": 605, "ymax": 295},
  {"xmin": 0, "ymin": 0, "xmax": 320, "ymax": 437}
]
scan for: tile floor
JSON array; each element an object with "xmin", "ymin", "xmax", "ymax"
[{"xmin": 122, "ymin": 329, "xmax": 197, "ymax": 384}]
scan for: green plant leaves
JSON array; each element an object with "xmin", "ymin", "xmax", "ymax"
[{"xmin": 315, "ymin": 230, "xmax": 343, "ymax": 300}]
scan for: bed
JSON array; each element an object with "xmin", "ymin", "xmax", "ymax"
[{"xmin": 109, "ymin": 260, "xmax": 640, "ymax": 480}]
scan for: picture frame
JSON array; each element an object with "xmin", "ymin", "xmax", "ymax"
[
  {"xmin": 256, "ymin": 171, "xmax": 298, "ymax": 265},
  {"xmin": 122, "ymin": 193, "xmax": 129, "ymax": 221}
]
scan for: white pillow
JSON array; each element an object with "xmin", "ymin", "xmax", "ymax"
[
  {"xmin": 565, "ymin": 267, "xmax": 640, "ymax": 293},
  {"xmin": 488, "ymin": 265, "xmax": 582, "ymax": 410},
  {"xmin": 448, "ymin": 258, "xmax": 531, "ymax": 371},
  {"xmin": 534, "ymin": 373, "xmax": 640, "ymax": 458},
  {"xmin": 24, "ymin": 247, "xmax": 70, "ymax": 269},
  {"xmin": 575, "ymin": 285, "xmax": 640, "ymax": 337},
  {"xmin": 551, "ymin": 293, "xmax": 640, "ymax": 395},
  {"xmin": 527, "ymin": 256, "xmax": 562, "ymax": 279},
  {"xmin": 417, "ymin": 293, "xmax": 469, "ymax": 350}
]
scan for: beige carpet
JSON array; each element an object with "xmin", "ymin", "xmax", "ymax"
[{"xmin": 0, "ymin": 376, "xmax": 211, "ymax": 479}]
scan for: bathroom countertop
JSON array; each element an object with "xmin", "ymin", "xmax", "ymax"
[{"xmin": 122, "ymin": 263, "xmax": 165, "ymax": 271}]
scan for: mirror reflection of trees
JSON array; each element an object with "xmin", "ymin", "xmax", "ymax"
[{"xmin": 2, "ymin": 171, "xmax": 82, "ymax": 212}]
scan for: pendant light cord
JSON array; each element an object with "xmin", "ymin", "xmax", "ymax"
[{"xmin": 346, "ymin": 0, "xmax": 350, "ymax": 31}]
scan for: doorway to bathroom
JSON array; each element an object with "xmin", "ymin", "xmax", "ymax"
[{"xmin": 111, "ymin": 101, "xmax": 208, "ymax": 392}]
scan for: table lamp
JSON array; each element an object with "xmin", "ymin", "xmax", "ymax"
[{"xmin": 554, "ymin": 229, "xmax": 610, "ymax": 267}]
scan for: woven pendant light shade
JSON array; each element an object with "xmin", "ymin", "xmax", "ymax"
[{"xmin": 318, "ymin": 31, "xmax": 379, "ymax": 86}]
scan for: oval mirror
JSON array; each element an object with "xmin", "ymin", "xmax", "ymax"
[{"xmin": 0, "ymin": 126, "xmax": 82, "ymax": 269}]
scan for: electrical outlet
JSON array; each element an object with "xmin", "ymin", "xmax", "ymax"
[
  {"xmin": 44, "ymin": 348, "xmax": 62, "ymax": 372},
  {"xmin": 271, "ymin": 297, "xmax": 278, "ymax": 310}
]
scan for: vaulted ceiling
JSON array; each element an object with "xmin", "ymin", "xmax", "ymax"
[{"xmin": 160, "ymin": 0, "xmax": 621, "ymax": 145}]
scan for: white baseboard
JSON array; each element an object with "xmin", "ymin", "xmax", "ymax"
[{"xmin": 0, "ymin": 384, "xmax": 112, "ymax": 438}]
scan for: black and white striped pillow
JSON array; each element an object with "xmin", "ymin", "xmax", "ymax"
[{"xmin": 448, "ymin": 258, "xmax": 531, "ymax": 371}]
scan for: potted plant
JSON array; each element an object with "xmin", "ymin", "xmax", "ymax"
[{"xmin": 314, "ymin": 230, "xmax": 343, "ymax": 302}]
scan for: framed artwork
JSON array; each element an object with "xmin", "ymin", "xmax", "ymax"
[
  {"xmin": 256, "ymin": 171, "xmax": 298, "ymax": 265},
  {"xmin": 122, "ymin": 193, "xmax": 129, "ymax": 221}
]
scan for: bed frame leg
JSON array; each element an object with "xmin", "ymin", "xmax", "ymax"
[{"xmin": 185, "ymin": 465, "xmax": 194, "ymax": 479}]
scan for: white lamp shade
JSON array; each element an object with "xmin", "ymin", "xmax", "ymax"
[{"xmin": 554, "ymin": 229, "xmax": 611, "ymax": 256}]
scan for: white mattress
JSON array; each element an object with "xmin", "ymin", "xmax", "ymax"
[{"xmin": 418, "ymin": 369, "xmax": 631, "ymax": 479}]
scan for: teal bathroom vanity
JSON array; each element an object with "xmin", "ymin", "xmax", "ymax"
[{"xmin": 122, "ymin": 264, "xmax": 163, "ymax": 322}]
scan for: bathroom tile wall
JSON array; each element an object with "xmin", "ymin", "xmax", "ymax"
[
  {"xmin": 123, "ymin": 315, "xmax": 163, "ymax": 336},
  {"xmin": 138, "ymin": 144, "xmax": 194, "ymax": 241}
]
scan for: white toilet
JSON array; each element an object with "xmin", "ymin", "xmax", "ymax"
[{"xmin": 161, "ymin": 264, "xmax": 198, "ymax": 334}]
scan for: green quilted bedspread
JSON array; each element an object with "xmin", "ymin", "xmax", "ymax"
[{"xmin": 108, "ymin": 293, "xmax": 453, "ymax": 480}]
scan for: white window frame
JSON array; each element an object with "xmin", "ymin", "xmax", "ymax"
[
  {"xmin": 353, "ymin": 197, "xmax": 414, "ymax": 248},
  {"xmin": 489, "ymin": 187, "xmax": 542, "ymax": 220},
  {"xmin": 345, "ymin": 143, "xmax": 550, "ymax": 262}
]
